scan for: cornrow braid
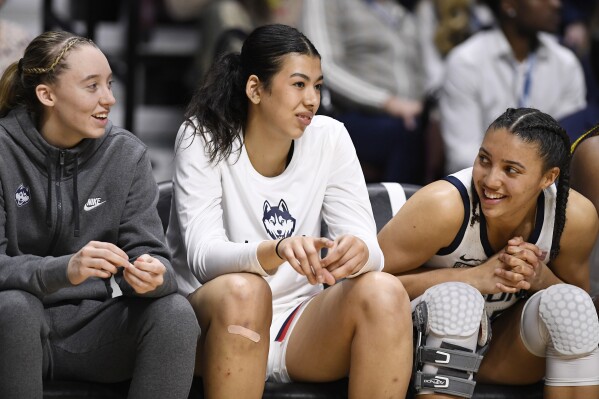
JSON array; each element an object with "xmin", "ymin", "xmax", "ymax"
[
  {"xmin": 551, "ymin": 153, "xmax": 569, "ymax": 260},
  {"xmin": 485, "ymin": 108, "xmax": 571, "ymax": 261},
  {"xmin": 22, "ymin": 38, "xmax": 86, "ymax": 75}
]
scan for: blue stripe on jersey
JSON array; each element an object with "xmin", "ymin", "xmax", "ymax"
[{"xmin": 437, "ymin": 176, "xmax": 471, "ymax": 256}]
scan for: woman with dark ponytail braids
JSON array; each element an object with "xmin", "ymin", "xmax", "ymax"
[
  {"xmin": 167, "ymin": 24, "xmax": 413, "ymax": 399},
  {"xmin": 380, "ymin": 107, "xmax": 599, "ymax": 398}
]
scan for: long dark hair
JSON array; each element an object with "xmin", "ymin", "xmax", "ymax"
[
  {"xmin": 470, "ymin": 108, "xmax": 571, "ymax": 261},
  {"xmin": 0, "ymin": 31, "xmax": 95, "ymax": 119},
  {"xmin": 182, "ymin": 24, "xmax": 320, "ymax": 164}
]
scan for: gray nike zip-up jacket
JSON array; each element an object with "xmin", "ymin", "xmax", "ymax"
[{"xmin": 0, "ymin": 107, "xmax": 177, "ymax": 304}]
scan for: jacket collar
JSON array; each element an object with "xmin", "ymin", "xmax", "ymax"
[{"xmin": 3, "ymin": 107, "xmax": 112, "ymax": 172}]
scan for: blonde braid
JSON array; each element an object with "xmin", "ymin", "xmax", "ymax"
[{"xmin": 22, "ymin": 38, "xmax": 84, "ymax": 75}]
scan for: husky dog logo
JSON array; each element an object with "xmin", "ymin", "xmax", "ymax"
[
  {"xmin": 15, "ymin": 184, "xmax": 31, "ymax": 207},
  {"xmin": 262, "ymin": 199, "xmax": 296, "ymax": 239}
]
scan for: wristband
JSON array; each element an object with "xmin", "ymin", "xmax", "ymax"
[{"xmin": 275, "ymin": 237, "xmax": 287, "ymax": 259}]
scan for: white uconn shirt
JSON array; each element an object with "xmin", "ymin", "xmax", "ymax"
[
  {"xmin": 167, "ymin": 115, "xmax": 383, "ymax": 315},
  {"xmin": 427, "ymin": 168, "xmax": 556, "ymax": 317}
]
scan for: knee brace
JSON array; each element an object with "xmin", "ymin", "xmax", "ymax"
[
  {"xmin": 521, "ymin": 284, "xmax": 599, "ymax": 386},
  {"xmin": 412, "ymin": 282, "xmax": 487, "ymax": 398}
]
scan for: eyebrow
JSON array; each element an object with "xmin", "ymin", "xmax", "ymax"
[
  {"xmin": 479, "ymin": 147, "xmax": 526, "ymax": 170},
  {"xmin": 290, "ymin": 72, "xmax": 324, "ymax": 82},
  {"xmin": 80, "ymin": 73, "xmax": 112, "ymax": 83}
]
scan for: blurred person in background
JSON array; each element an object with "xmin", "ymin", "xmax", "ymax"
[
  {"xmin": 302, "ymin": 0, "xmax": 426, "ymax": 184},
  {"xmin": 164, "ymin": 0, "xmax": 303, "ymax": 81},
  {"xmin": 440, "ymin": 0, "xmax": 586, "ymax": 174},
  {"xmin": 559, "ymin": 1, "xmax": 599, "ymax": 140}
]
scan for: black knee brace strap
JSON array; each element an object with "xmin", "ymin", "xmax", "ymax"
[{"xmin": 412, "ymin": 301, "xmax": 491, "ymax": 398}]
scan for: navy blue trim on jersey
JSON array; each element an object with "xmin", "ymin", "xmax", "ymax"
[
  {"xmin": 479, "ymin": 190, "xmax": 546, "ymax": 258},
  {"xmin": 436, "ymin": 176, "xmax": 470, "ymax": 256},
  {"xmin": 530, "ymin": 191, "xmax": 545, "ymax": 244},
  {"xmin": 274, "ymin": 303, "xmax": 302, "ymax": 342},
  {"xmin": 479, "ymin": 212, "xmax": 494, "ymax": 258}
]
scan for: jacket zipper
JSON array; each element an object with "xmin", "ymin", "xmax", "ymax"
[{"xmin": 48, "ymin": 151, "xmax": 65, "ymax": 251}]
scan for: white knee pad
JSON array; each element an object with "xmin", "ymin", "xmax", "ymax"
[
  {"xmin": 421, "ymin": 282, "xmax": 484, "ymax": 348},
  {"xmin": 412, "ymin": 282, "xmax": 486, "ymax": 398},
  {"xmin": 521, "ymin": 284, "xmax": 599, "ymax": 386}
]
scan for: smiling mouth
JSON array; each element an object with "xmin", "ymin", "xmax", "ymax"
[
  {"xmin": 92, "ymin": 113, "xmax": 108, "ymax": 120},
  {"xmin": 483, "ymin": 189, "xmax": 506, "ymax": 200},
  {"xmin": 297, "ymin": 113, "xmax": 313, "ymax": 124}
]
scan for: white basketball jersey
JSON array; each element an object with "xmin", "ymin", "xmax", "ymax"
[{"xmin": 428, "ymin": 168, "xmax": 557, "ymax": 317}]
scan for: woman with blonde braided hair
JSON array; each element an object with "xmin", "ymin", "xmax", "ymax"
[{"xmin": 0, "ymin": 30, "xmax": 199, "ymax": 399}]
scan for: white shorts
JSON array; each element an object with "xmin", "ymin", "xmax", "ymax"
[{"xmin": 266, "ymin": 296, "xmax": 315, "ymax": 383}]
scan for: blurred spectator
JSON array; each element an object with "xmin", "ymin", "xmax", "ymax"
[
  {"xmin": 415, "ymin": 0, "xmax": 493, "ymax": 95},
  {"xmin": 413, "ymin": 0, "xmax": 495, "ymax": 183},
  {"xmin": 560, "ymin": 0, "xmax": 596, "ymax": 58},
  {"xmin": 0, "ymin": 0, "xmax": 30, "ymax": 75},
  {"xmin": 440, "ymin": 0, "xmax": 586, "ymax": 174},
  {"xmin": 164, "ymin": 0, "xmax": 302, "ymax": 80},
  {"xmin": 559, "ymin": 1, "xmax": 599, "ymax": 141},
  {"xmin": 163, "ymin": 0, "xmax": 211, "ymax": 19},
  {"xmin": 302, "ymin": 0, "xmax": 426, "ymax": 184}
]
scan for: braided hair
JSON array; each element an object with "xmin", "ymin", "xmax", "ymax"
[
  {"xmin": 0, "ymin": 31, "xmax": 95, "ymax": 118},
  {"xmin": 470, "ymin": 108, "xmax": 571, "ymax": 261}
]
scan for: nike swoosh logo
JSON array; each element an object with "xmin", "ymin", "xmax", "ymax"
[
  {"xmin": 83, "ymin": 201, "xmax": 106, "ymax": 211},
  {"xmin": 459, "ymin": 254, "xmax": 483, "ymax": 263}
]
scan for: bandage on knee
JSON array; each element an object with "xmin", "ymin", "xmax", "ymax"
[
  {"xmin": 412, "ymin": 282, "xmax": 486, "ymax": 398},
  {"xmin": 227, "ymin": 325, "xmax": 261, "ymax": 343},
  {"xmin": 521, "ymin": 284, "xmax": 599, "ymax": 386}
]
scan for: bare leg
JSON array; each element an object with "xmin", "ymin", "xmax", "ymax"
[
  {"xmin": 286, "ymin": 272, "xmax": 413, "ymax": 399},
  {"xmin": 477, "ymin": 301, "xmax": 545, "ymax": 385},
  {"xmin": 188, "ymin": 273, "xmax": 272, "ymax": 399}
]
